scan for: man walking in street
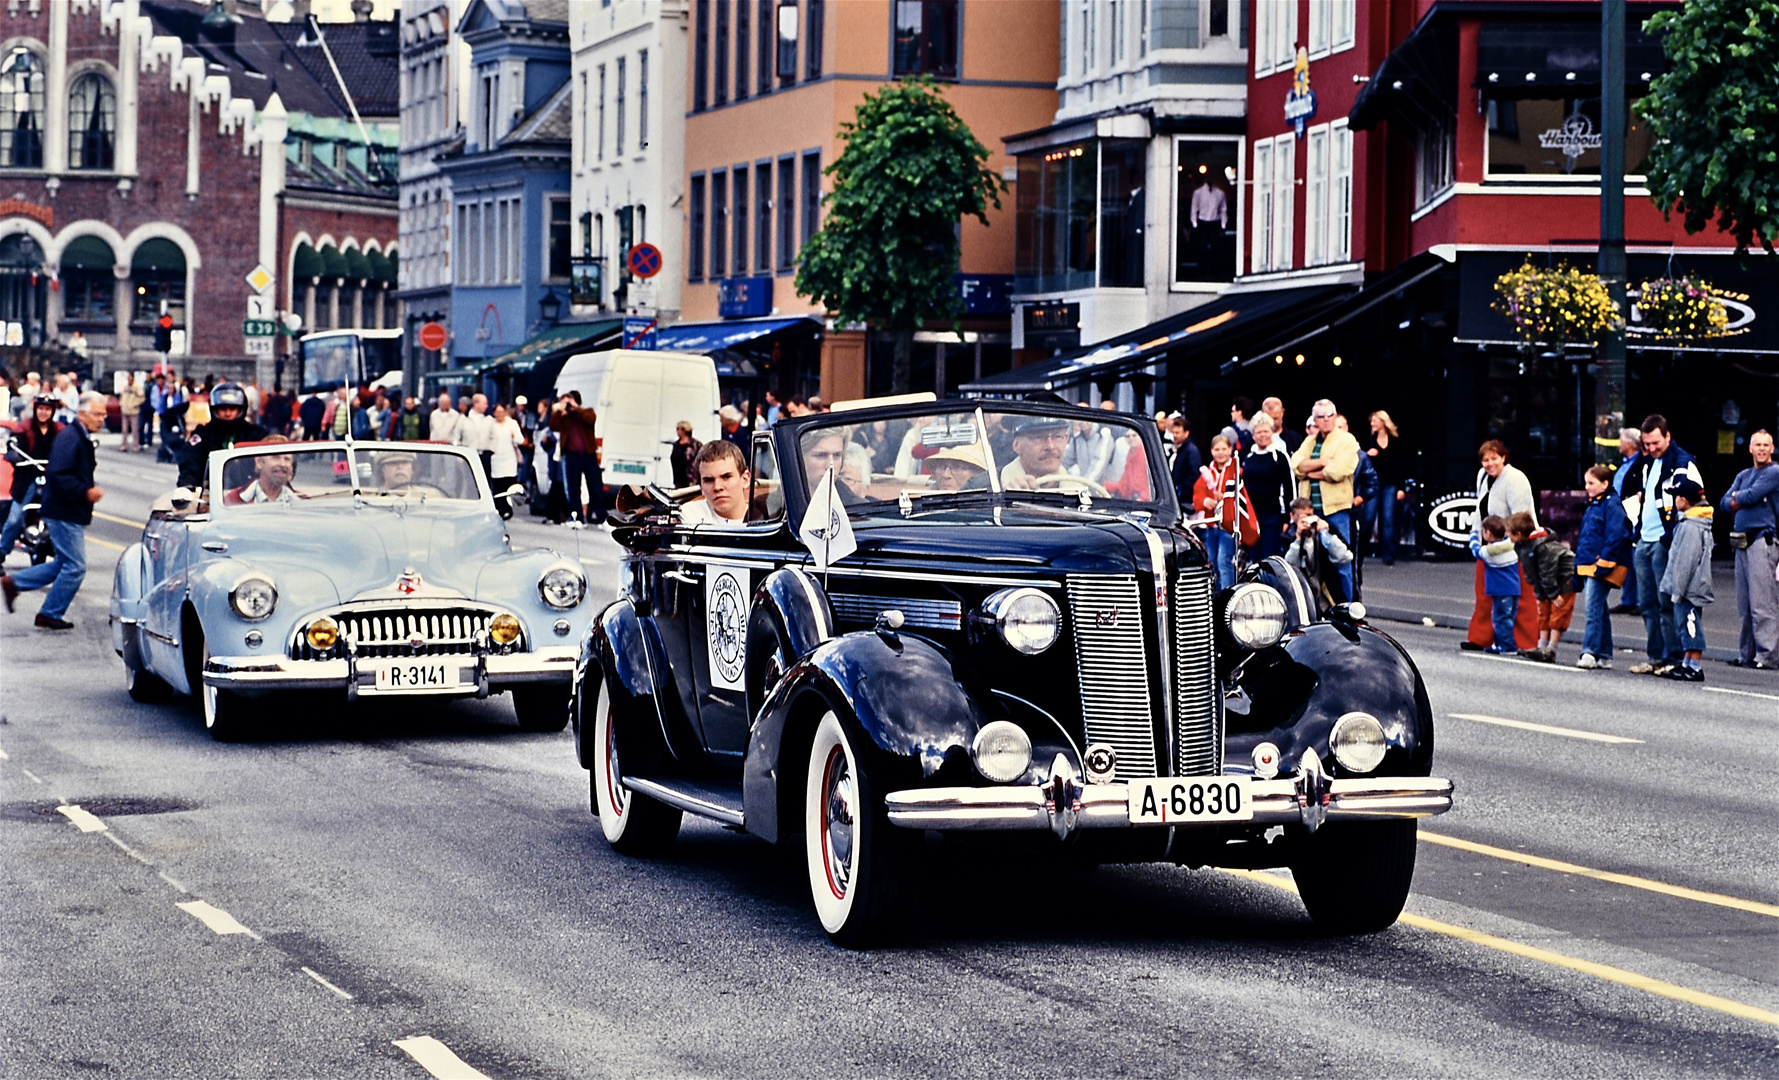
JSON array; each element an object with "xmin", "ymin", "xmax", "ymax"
[
  {"xmin": 428, "ymin": 391, "xmax": 462, "ymax": 447},
  {"xmin": 1720, "ymin": 429, "xmax": 1778, "ymax": 670},
  {"xmin": 550, "ymin": 391, "xmax": 604, "ymax": 526},
  {"xmin": 1289, "ymin": 399, "xmax": 1360, "ymax": 601},
  {"xmin": 1620, "ymin": 414, "xmax": 1703, "ymax": 676},
  {"xmin": 2, "ymin": 392, "xmax": 106, "ymax": 630}
]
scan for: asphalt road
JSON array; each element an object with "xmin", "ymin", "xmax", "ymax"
[{"xmin": 2, "ymin": 445, "xmax": 1775, "ymax": 1079}]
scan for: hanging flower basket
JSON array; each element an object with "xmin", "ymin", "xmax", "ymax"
[
  {"xmin": 1491, "ymin": 260, "xmax": 1622, "ymax": 348},
  {"xmin": 1631, "ymin": 276, "xmax": 1729, "ymax": 343}
]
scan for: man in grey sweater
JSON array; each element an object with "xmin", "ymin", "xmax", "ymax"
[{"xmin": 1658, "ymin": 475, "xmax": 1715, "ymax": 682}]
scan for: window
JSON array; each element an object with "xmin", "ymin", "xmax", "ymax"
[
  {"xmin": 1209, "ymin": 0, "xmax": 1229, "ymax": 38},
  {"xmin": 60, "ymin": 237, "xmax": 116, "ymax": 321},
  {"xmin": 777, "ymin": 156, "xmax": 795, "ymax": 269},
  {"xmin": 732, "ymin": 166, "xmax": 749, "ymax": 275},
  {"xmin": 715, "ymin": 0, "xmax": 730, "ymax": 106},
  {"xmin": 1254, "ymin": 0, "xmax": 1295, "ymax": 74},
  {"xmin": 801, "ymin": 152, "xmax": 822, "ymax": 250},
  {"xmin": 776, "ymin": 1, "xmax": 798, "ymax": 83},
  {"xmin": 1014, "ymin": 143, "xmax": 1095, "ymax": 293},
  {"xmin": 694, "ymin": 0, "xmax": 709, "ymax": 111},
  {"xmin": 758, "ymin": 0, "xmax": 774, "ymax": 92},
  {"xmin": 1250, "ymin": 140, "xmax": 1272, "ymax": 273},
  {"xmin": 1271, "ymin": 134, "xmax": 1294, "ymax": 271},
  {"xmin": 615, "ymin": 57, "xmax": 626, "ymax": 156},
  {"xmin": 68, "ymin": 72, "xmax": 115, "ymax": 171},
  {"xmin": 1174, "ymin": 138, "xmax": 1238, "ymax": 285},
  {"xmin": 617, "ymin": 205, "xmax": 634, "ymax": 288},
  {"xmin": 597, "ymin": 65, "xmax": 606, "ymax": 161},
  {"xmin": 1485, "ymin": 95, "xmax": 1655, "ymax": 180},
  {"xmin": 479, "ymin": 66, "xmax": 501, "ymax": 148},
  {"xmin": 894, "ymin": 0, "xmax": 958, "ymax": 77},
  {"xmin": 1111, "ymin": 0, "xmax": 1125, "ymax": 63},
  {"xmin": 0, "ymin": 48, "xmax": 45, "ymax": 168},
  {"xmin": 711, "ymin": 170, "xmax": 728, "ymax": 278},
  {"xmin": 578, "ymin": 72, "xmax": 588, "ymax": 165},
  {"xmin": 638, "ymin": 51, "xmax": 649, "ymax": 149},
  {"xmin": 1308, "ymin": 0, "xmax": 1329, "ymax": 57},
  {"xmin": 1415, "ymin": 125, "xmax": 1454, "ymax": 207},
  {"xmin": 1332, "ymin": 0, "xmax": 1354, "ymax": 50},
  {"xmin": 755, "ymin": 160, "xmax": 773, "ymax": 272},
  {"xmin": 1100, "ymin": 141, "xmax": 1145, "ymax": 288},
  {"xmin": 1304, "ymin": 125, "xmax": 1327, "ymax": 265},
  {"xmin": 806, "ymin": 0, "xmax": 824, "ymax": 79},
  {"xmin": 497, "ymin": 199, "xmax": 511, "ymax": 282},
  {"xmin": 737, "ymin": 0, "xmax": 751, "ymax": 99},
  {"xmin": 1151, "ymin": 0, "xmax": 1198, "ymax": 50},
  {"xmin": 690, "ymin": 174, "xmax": 706, "ymax": 280},
  {"xmin": 1330, "ymin": 121, "xmax": 1352, "ymax": 261},
  {"xmin": 482, "ymin": 199, "xmax": 497, "ymax": 282}
]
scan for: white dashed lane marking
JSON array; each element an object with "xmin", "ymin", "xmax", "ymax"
[
  {"xmin": 1704, "ymin": 685, "xmax": 1779, "ymax": 703},
  {"xmin": 20, "ymin": 769, "xmax": 43, "ymax": 784},
  {"xmin": 302, "ymin": 966, "xmax": 356, "ymax": 1001},
  {"xmin": 56, "ymin": 804, "xmax": 109, "ymax": 832},
  {"xmin": 1448, "ymin": 712, "xmax": 1644, "ymax": 744},
  {"xmin": 176, "ymin": 899, "xmax": 256, "ymax": 938},
  {"xmin": 393, "ymin": 1036, "xmax": 492, "ymax": 1080}
]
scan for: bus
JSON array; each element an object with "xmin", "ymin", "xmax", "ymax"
[{"xmin": 296, "ymin": 329, "xmax": 403, "ymax": 395}]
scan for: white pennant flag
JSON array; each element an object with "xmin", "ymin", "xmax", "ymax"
[{"xmin": 799, "ymin": 467, "xmax": 856, "ymax": 571}]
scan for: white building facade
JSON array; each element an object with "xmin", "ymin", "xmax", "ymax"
[
  {"xmin": 569, "ymin": 0, "xmax": 686, "ymax": 321},
  {"xmin": 396, "ymin": 0, "xmax": 471, "ymax": 385}
]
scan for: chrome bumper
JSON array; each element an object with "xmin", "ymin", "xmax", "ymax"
[
  {"xmin": 202, "ymin": 646, "xmax": 578, "ymax": 696},
  {"xmin": 885, "ymin": 772, "xmax": 1454, "ymax": 836}
]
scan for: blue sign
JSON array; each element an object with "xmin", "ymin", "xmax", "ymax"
[
  {"xmin": 1285, "ymin": 46, "xmax": 1317, "ymax": 138},
  {"xmin": 956, "ymin": 273, "xmax": 1014, "ymax": 316},
  {"xmin": 623, "ymin": 316, "xmax": 659, "ymax": 350},
  {"xmin": 718, "ymin": 276, "xmax": 774, "ymax": 319}
]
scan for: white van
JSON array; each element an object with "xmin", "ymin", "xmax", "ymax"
[{"xmin": 552, "ymin": 349, "xmax": 721, "ymax": 490}]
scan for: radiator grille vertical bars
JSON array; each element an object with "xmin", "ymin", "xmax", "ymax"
[
  {"xmin": 1172, "ymin": 568, "xmax": 1221, "ymax": 776},
  {"xmin": 1066, "ymin": 575, "xmax": 1158, "ymax": 780}
]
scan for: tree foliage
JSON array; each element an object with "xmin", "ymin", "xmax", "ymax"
[
  {"xmin": 795, "ymin": 77, "xmax": 1004, "ymax": 392},
  {"xmin": 1636, "ymin": 0, "xmax": 1779, "ymax": 255}
]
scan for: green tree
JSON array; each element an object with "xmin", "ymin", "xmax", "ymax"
[
  {"xmin": 1636, "ymin": 0, "xmax": 1779, "ymax": 254},
  {"xmin": 795, "ymin": 77, "xmax": 1005, "ymax": 394}
]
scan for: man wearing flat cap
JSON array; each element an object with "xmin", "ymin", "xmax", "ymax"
[{"xmin": 1001, "ymin": 416, "xmax": 1073, "ymax": 490}]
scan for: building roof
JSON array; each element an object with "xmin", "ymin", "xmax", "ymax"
[{"xmin": 500, "ymin": 79, "xmax": 572, "ymax": 147}]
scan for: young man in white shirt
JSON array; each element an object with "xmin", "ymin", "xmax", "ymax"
[{"xmin": 680, "ymin": 439, "xmax": 751, "ymax": 528}]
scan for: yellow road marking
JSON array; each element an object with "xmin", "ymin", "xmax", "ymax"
[
  {"xmin": 1420, "ymin": 832, "xmax": 1779, "ymax": 918},
  {"xmin": 89, "ymin": 536, "xmax": 126, "ymax": 551},
  {"xmin": 92, "ymin": 510, "xmax": 145, "ymax": 528},
  {"xmin": 1222, "ymin": 869, "xmax": 1779, "ymax": 1029},
  {"xmin": 1449, "ymin": 712, "xmax": 1642, "ymax": 744}
]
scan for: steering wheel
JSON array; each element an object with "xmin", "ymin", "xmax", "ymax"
[{"xmin": 1028, "ymin": 473, "xmax": 1110, "ymax": 498}]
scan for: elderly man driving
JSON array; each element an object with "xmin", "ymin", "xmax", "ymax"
[
  {"xmin": 225, "ymin": 437, "xmax": 300, "ymax": 505},
  {"xmin": 1000, "ymin": 416, "xmax": 1074, "ymax": 489}
]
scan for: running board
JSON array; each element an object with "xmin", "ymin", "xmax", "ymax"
[{"xmin": 623, "ymin": 776, "xmax": 746, "ymax": 827}]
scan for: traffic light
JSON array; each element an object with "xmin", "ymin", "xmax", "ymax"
[{"xmin": 153, "ymin": 313, "xmax": 173, "ymax": 353}]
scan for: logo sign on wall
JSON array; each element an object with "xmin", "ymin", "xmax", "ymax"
[
  {"xmin": 1424, "ymin": 492, "xmax": 1480, "ymax": 554},
  {"xmin": 1285, "ymin": 46, "xmax": 1317, "ymax": 138},
  {"xmin": 705, "ymin": 565, "xmax": 750, "ymax": 691}
]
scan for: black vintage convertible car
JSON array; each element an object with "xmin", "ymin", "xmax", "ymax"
[{"xmin": 573, "ymin": 398, "xmax": 1453, "ymax": 946}]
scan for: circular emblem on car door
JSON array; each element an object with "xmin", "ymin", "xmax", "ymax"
[{"xmin": 708, "ymin": 568, "xmax": 748, "ymax": 688}]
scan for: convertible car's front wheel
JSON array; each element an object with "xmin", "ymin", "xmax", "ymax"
[
  {"xmin": 804, "ymin": 711, "xmax": 911, "ymax": 949},
  {"xmin": 591, "ymin": 679, "xmax": 681, "ymax": 855},
  {"xmin": 1289, "ymin": 819, "xmax": 1418, "ymax": 934},
  {"xmin": 197, "ymin": 642, "xmax": 250, "ymax": 743},
  {"xmin": 121, "ymin": 628, "xmax": 172, "ymax": 704},
  {"xmin": 511, "ymin": 685, "xmax": 571, "ymax": 733}
]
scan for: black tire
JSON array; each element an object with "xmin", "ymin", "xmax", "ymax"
[
  {"xmin": 512, "ymin": 685, "xmax": 571, "ymax": 732},
  {"xmin": 590, "ymin": 678, "xmax": 681, "ymax": 856},
  {"xmin": 804, "ymin": 711, "xmax": 914, "ymax": 948},
  {"xmin": 1289, "ymin": 819, "xmax": 1418, "ymax": 934},
  {"xmin": 122, "ymin": 629, "xmax": 173, "ymax": 703}
]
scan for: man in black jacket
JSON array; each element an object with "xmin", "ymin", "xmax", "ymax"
[
  {"xmin": 2, "ymin": 392, "xmax": 106, "ymax": 629},
  {"xmin": 178, "ymin": 382, "xmax": 267, "ymax": 488},
  {"xmin": 1, "ymin": 394, "xmax": 59, "ymax": 566}
]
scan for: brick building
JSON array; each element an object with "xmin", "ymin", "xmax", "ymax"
[{"xmin": 0, "ymin": 0, "xmax": 397, "ymax": 389}]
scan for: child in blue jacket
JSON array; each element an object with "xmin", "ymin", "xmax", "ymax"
[
  {"xmin": 1574, "ymin": 465, "xmax": 1633, "ymax": 668},
  {"xmin": 1469, "ymin": 514, "xmax": 1522, "ymax": 654}
]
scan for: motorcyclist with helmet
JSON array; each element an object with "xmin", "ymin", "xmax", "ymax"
[
  {"xmin": 177, "ymin": 382, "xmax": 267, "ymax": 489},
  {"xmin": 2, "ymin": 395, "xmax": 61, "ymax": 567}
]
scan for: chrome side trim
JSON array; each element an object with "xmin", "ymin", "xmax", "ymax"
[
  {"xmin": 623, "ymin": 776, "xmax": 747, "ymax": 826},
  {"xmin": 143, "ymin": 627, "xmax": 178, "ymax": 646},
  {"xmin": 827, "ymin": 592, "xmax": 962, "ymax": 632}
]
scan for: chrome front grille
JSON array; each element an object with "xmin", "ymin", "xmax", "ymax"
[
  {"xmin": 1171, "ymin": 568, "xmax": 1221, "ymax": 776},
  {"xmin": 827, "ymin": 593, "xmax": 962, "ymax": 632},
  {"xmin": 1066, "ymin": 575, "xmax": 1158, "ymax": 780},
  {"xmin": 291, "ymin": 607, "xmax": 508, "ymax": 660}
]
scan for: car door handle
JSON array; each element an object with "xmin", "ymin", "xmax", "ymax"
[
  {"xmin": 202, "ymin": 541, "xmax": 228, "ymax": 552},
  {"xmin": 663, "ymin": 570, "xmax": 699, "ymax": 586}
]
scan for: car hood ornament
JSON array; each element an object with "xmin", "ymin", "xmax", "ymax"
[{"xmin": 396, "ymin": 569, "xmax": 423, "ymax": 595}]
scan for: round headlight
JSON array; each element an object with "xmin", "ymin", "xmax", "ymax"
[
  {"xmin": 971, "ymin": 721, "xmax": 1033, "ymax": 783},
  {"xmin": 306, "ymin": 617, "xmax": 338, "ymax": 650},
  {"xmin": 981, "ymin": 587, "xmax": 1060, "ymax": 656},
  {"xmin": 1329, "ymin": 711, "xmax": 1388, "ymax": 774},
  {"xmin": 230, "ymin": 577, "xmax": 277, "ymax": 621},
  {"xmin": 489, "ymin": 612, "xmax": 522, "ymax": 646},
  {"xmin": 539, "ymin": 566, "xmax": 586, "ymax": 609},
  {"xmin": 1224, "ymin": 583, "xmax": 1288, "ymax": 650}
]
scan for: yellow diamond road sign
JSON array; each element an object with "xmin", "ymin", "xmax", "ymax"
[{"xmin": 245, "ymin": 264, "xmax": 273, "ymax": 294}]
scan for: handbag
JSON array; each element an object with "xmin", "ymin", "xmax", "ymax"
[{"xmin": 1579, "ymin": 559, "xmax": 1629, "ymax": 588}]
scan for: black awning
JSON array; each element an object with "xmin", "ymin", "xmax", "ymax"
[
  {"xmin": 1474, "ymin": 22, "xmax": 1667, "ymax": 97},
  {"xmin": 1235, "ymin": 252, "xmax": 1454, "ymax": 370},
  {"xmin": 961, "ymin": 286, "xmax": 1353, "ymax": 396},
  {"xmin": 1349, "ymin": 15, "xmax": 1458, "ymax": 134}
]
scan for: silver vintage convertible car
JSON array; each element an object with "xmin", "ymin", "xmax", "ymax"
[{"xmin": 109, "ymin": 440, "xmax": 591, "ymax": 739}]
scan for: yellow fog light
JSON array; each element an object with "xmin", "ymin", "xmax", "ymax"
[
  {"xmin": 489, "ymin": 613, "xmax": 522, "ymax": 646},
  {"xmin": 306, "ymin": 618, "xmax": 338, "ymax": 650}
]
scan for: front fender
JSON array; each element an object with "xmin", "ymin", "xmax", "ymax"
[
  {"xmin": 577, "ymin": 598, "xmax": 690, "ymax": 774},
  {"xmin": 110, "ymin": 542, "xmax": 151, "ymax": 654},
  {"xmin": 742, "ymin": 629, "xmax": 990, "ymax": 844},
  {"xmin": 1228, "ymin": 621, "xmax": 1434, "ymax": 778},
  {"xmin": 745, "ymin": 566, "xmax": 834, "ymax": 718}
]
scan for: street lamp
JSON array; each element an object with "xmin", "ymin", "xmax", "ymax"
[{"xmin": 538, "ymin": 292, "xmax": 561, "ymax": 325}]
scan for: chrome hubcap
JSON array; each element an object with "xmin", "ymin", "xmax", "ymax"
[{"xmin": 821, "ymin": 747, "xmax": 855, "ymax": 899}]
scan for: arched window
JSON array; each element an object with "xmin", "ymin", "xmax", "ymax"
[
  {"xmin": 59, "ymin": 235, "xmax": 117, "ymax": 322},
  {"xmin": 68, "ymin": 72, "xmax": 115, "ymax": 171},
  {"xmin": 0, "ymin": 48, "xmax": 46, "ymax": 168},
  {"xmin": 130, "ymin": 238, "xmax": 186, "ymax": 324}
]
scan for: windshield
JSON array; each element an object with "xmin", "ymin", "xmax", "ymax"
[
  {"xmin": 299, "ymin": 336, "xmax": 356, "ymax": 394},
  {"xmin": 794, "ymin": 408, "xmax": 1160, "ymax": 514},
  {"xmin": 217, "ymin": 446, "xmax": 484, "ymax": 507}
]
